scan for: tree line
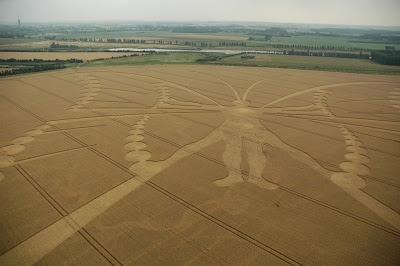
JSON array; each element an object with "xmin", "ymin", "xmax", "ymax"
[
  {"xmin": 248, "ymin": 35, "xmax": 271, "ymax": 41},
  {"xmin": 0, "ymin": 64, "xmax": 66, "ymax": 77},
  {"xmin": 264, "ymin": 43, "xmax": 371, "ymax": 52},
  {"xmin": 196, "ymin": 53, "xmax": 238, "ymax": 62},
  {"xmin": 283, "ymin": 50, "xmax": 370, "ymax": 59},
  {"xmin": 241, "ymin": 55, "xmax": 255, "ymax": 59},
  {"xmin": 371, "ymin": 47, "xmax": 400, "ymax": 65},
  {"xmin": 105, "ymin": 38, "xmax": 146, "ymax": 43},
  {"xmin": 50, "ymin": 42, "xmax": 78, "ymax": 49},
  {"xmin": 218, "ymin": 42, "xmax": 247, "ymax": 46},
  {"xmin": 196, "ymin": 56, "xmax": 222, "ymax": 62}
]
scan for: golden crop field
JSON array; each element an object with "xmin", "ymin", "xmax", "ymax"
[
  {"xmin": 0, "ymin": 52, "xmax": 141, "ymax": 61},
  {"xmin": 0, "ymin": 65, "xmax": 399, "ymax": 264}
]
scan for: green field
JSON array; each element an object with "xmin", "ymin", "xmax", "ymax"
[
  {"xmin": 82, "ymin": 52, "xmax": 400, "ymax": 75},
  {"xmin": 211, "ymin": 53, "xmax": 400, "ymax": 74},
  {"xmin": 83, "ymin": 53, "xmax": 205, "ymax": 67}
]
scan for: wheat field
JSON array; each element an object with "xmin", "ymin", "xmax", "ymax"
[{"xmin": 0, "ymin": 65, "xmax": 399, "ymax": 265}]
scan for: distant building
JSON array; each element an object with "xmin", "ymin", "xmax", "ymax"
[{"xmin": 18, "ymin": 18, "xmax": 21, "ymax": 27}]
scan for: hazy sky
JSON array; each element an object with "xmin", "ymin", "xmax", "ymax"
[{"xmin": 0, "ymin": 0, "xmax": 399, "ymax": 26}]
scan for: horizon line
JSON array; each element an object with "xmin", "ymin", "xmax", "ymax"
[{"xmin": 0, "ymin": 19, "xmax": 399, "ymax": 29}]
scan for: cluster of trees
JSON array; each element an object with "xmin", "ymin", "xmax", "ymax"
[
  {"xmin": 152, "ymin": 40, "xmax": 177, "ymax": 45},
  {"xmin": 87, "ymin": 53, "xmax": 144, "ymax": 62},
  {"xmin": 218, "ymin": 42, "xmax": 247, "ymax": 46},
  {"xmin": 55, "ymin": 37, "xmax": 84, "ymax": 42},
  {"xmin": 182, "ymin": 41, "xmax": 197, "ymax": 46},
  {"xmin": 283, "ymin": 50, "xmax": 369, "ymax": 59},
  {"xmin": 200, "ymin": 42, "xmax": 214, "ymax": 47},
  {"xmin": 196, "ymin": 56, "xmax": 222, "ymax": 62},
  {"xmin": 196, "ymin": 53, "xmax": 238, "ymax": 62},
  {"xmin": 0, "ymin": 57, "xmax": 84, "ymax": 77},
  {"xmin": 106, "ymin": 38, "xmax": 146, "ymax": 43},
  {"xmin": 122, "ymin": 39, "xmax": 147, "ymax": 44},
  {"xmin": 248, "ymin": 35, "xmax": 271, "ymax": 41},
  {"xmin": 371, "ymin": 47, "xmax": 400, "ymax": 65},
  {"xmin": 105, "ymin": 38, "xmax": 120, "ymax": 43},
  {"xmin": 50, "ymin": 42, "xmax": 78, "ymax": 49},
  {"xmin": 0, "ymin": 64, "xmax": 66, "ymax": 77},
  {"xmin": 241, "ymin": 55, "xmax": 255, "ymax": 59}
]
